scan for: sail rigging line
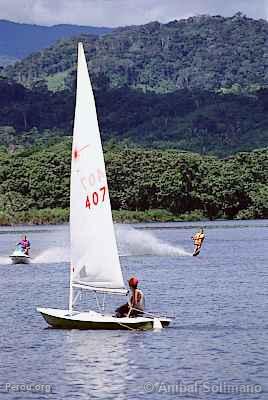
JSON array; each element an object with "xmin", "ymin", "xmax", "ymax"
[
  {"xmin": 94, "ymin": 291, "xmax": 102, "ymax": 313},
  {"xmin": 115, "ymin": 321, "xmax": 140, "ymax": 331},
  {"xmin": 69, "ymin": 265, "xmax": 74, "ymax": 313},
  {"xmin": 72, "ymin": 283, "xmax": 127, "ymax": 295},
  {"xmin": 129, "ymin": 307, "xmax": 175, "ymax": 320},
  {"xmin": 73, "ymin": 291, "xmax": 81, "ymax": 307},
  {"xmin": 101, "ymin": 293, "xmax": 106, "ymax": 312}
]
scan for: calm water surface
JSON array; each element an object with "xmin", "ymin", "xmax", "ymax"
[{"xmin": 0, "ymin": 220, "xmax": 267, "ymax": 399}]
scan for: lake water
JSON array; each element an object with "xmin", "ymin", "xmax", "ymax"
[{"xmin": 0, "ymin": 220, "xmax": 267, "ymax": 399}]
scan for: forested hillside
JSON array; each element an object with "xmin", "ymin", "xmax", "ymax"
[
  {"xmin": 1, "ymin": 14, "xmax": 268, "ymax": 157},
  {"xmin": 0, "ymin": 19, "xmax": 112, "ymax": 66},
  {"xmin": 0, "ymin": 77, "xmax": 267, "ymax": 156},
  {"xmin": 4, "ymin": 13, "xmax": 268, "ymax": 93},
  {"xmin": 0, "ymin": 143, "xmax": 267, "ymax": 224}
]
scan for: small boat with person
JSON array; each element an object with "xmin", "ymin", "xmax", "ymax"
[
  {"xmin": 10, "ymin": 244, "xmax": 31, "ymax": 264},
  {"xmin": 10, "ymin": 235, "xmax": 31, "ymax": 264},
  {"xmin": 37, "ymin": 43, "xmax": 171, "ymax": 330}
]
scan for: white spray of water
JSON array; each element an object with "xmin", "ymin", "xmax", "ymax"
[
  {"xmin": 0, "ymin": 225, "xmax": 190, "ymax": 265},
  {"xmin": 116, "ymin": 226, "xmax": 191, "ymax": 257},
  {"xmin": 33, "ymin": 247, "xmax": 70, "ymax": 264},
  {"xmin": 0, "ymin": 249, "xmax": 70, "ymax": 265},
  {"xmin": 0, "ymin": 256, "xmax": 11, "ymax": 265}
]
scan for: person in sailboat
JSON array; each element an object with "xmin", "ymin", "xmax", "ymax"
[
  {"xmin": 192, "ymin": 228, "xmax": 205, "ymax": 255},
  {"xmin": 115, "ymin": 276, "xmax": 145, "ymax": 318},
  {"xmin": 17, "ymin": 235, "xmax": 31, "ymax": 255}
]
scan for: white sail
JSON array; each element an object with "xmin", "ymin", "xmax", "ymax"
[{"xmin": 70, "ymin": 43, "xmax": 125, "ymax": 293}]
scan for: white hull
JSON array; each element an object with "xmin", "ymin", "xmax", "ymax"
[
  {"xmin": 37, "ymin": 307, "xmax": 171, "ymax": 330},
  {"xmin": 10, "ymin": 255, "xmax": 30, "ymax": 264}
]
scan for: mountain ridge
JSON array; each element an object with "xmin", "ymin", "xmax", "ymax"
[
  {"xmin": 0, "ymin": 19, "xmax": 112, "ymax": 65},
  {"xmin": 4, "ymin": 13, "xmax": 268, "ymax": 93},
  {"xmin": 1, "ymin": 14, "xmax": 268, "ymax": 156}
]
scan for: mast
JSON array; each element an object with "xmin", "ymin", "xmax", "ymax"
[{"xmin": 69, "ymin": 265, "xmax": 73, "ymax": 313}]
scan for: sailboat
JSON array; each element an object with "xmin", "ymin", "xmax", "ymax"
[{"xmin": 37, "ymin": 43, "xmax": 171, "ymax": 330}]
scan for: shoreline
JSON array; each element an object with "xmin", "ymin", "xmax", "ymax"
[
  {"xmin": 0, "ymin": 208, "xmax": 264, "ymax": 226},
  {"xmin": 0, "ymin": 209, "xmax": 206, "ymax": 226}
]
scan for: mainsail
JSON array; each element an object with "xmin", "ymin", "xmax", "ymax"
[{"xmin": 70, "ymin": 43, "xmax": 125, "ymax": 293}]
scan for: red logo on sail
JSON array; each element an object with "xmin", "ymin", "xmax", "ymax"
[{"xmin": 73, "ymin": 144, "xmax": 90, "ymax": 160}]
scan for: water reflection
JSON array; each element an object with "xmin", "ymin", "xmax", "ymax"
[
  {"xmin": 0, "ymin": 220, "xmax": 267, "ymax": 400},
  {"xmin": 62, "ymin": 331, "xmax": 129, "ymax": 399}
]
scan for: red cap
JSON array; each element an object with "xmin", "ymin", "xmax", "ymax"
[{"xmin": 128, "ymin": 276, "xmax": 139, "ymax": 288}]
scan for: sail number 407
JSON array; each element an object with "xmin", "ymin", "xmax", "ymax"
[{"xmin": 85, "ymin": 186, "xmax": 107, "ymax": 209}]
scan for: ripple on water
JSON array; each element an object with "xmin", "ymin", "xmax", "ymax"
[{"xmin": 0, "ymin": 221, "xmax": 267, "ymax": 400}]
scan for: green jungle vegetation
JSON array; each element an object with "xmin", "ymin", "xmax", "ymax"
[
  {"xmin": 4, "ymin": 14, "xmax": 268, "ymax": 93},
  {"xmin": 0, "ymin": 13, "xmax": 268, "ymax": 157},
  {"xmin": 1, "ymin": 14, "xmax": 268, "ymax": 157},
  {"xmin": 0, "ymin": 142, "xmax": 267, "ymax": 225},
  {"xmin": 0, "ymin": 77, "xmax": 267, "ymax": 157},
  {"xmin": 0, "ymin": 14, "xmax": 267, "ymax": 225}
]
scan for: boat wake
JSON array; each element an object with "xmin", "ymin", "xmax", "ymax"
[
  {"xmin": 117, "ymin": 226, "xmax": 191, "ymax": 257},
  {"xmin": 0, "ymin": 226, "xmax": 190, "ymax": 265},
  {"xmin": 33, "ymin": 247, "xmax": 70, "ymax": 264},
  {"xmin": 0, "ymin": 248, "xmax": 70, "ymax": 265},
  {"xmin": 0, "ymin": 256, "xmax": 11, "ymax": 265}
]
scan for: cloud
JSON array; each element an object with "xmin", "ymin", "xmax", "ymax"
[{"xmin": 0, "ymin": 0, "xmax": 267, "ymax": 27}]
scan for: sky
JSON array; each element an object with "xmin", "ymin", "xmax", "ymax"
[{"xmin": 0, "ymin": 0, "xmax": 267, "ymax": 27}]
